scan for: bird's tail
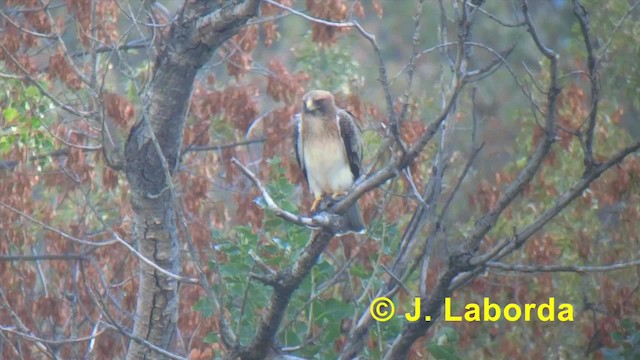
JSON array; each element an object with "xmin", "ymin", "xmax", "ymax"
[{"xmin": 339, "ymin": 203, "xmax": 366, "ymax": 236}]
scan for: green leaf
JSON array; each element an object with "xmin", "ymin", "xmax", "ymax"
[
  {"xmin": 0, "ymin": 137, "xmax": 11, "ymax": 153},
  {"xmin": 437, "ymin": 326, "xmax": 459, "ymax": 344},
  {"xmin": 236, "ymin": 225, "xmax": 257, "ymax": 243},
  {"xmin": 203, "ymin": 331, "xmax": 219, "ymax": 344},
  {"xmin": 3, "ymin": 107, "xmax": 18, "ymax": 122},
  {"xmin": 42, "ymin": 138, "xmax": 55, "ymax": 151},
  {"xmin": 25, "ymin": 85, "xmax": 40, "ymax": 98},
  {"xmin": 30, "ymin": 117, "xmax": 41, "ymax": 128},
  {"xmin": 620, "ymin": 318, "xmax": 634, "ymax": 331},
  {"xmin": 611, "ymin": 331, "xmax": 624, "ymax": 343},
  {"xmin": 349, "ymin": 264, "xmax": 370, "ymax": 279},
  {"xmin": 315, "ymin": 298, "xmax": 353, "ymax": 321},
  {"xmin": 193, "ymin": 298, "xmax": 214, "ymax": 318},
  {"xmin": 425, "ymin": 343, "xmax": 462, "ymax": 360},
  {"xmin": 219, "ymin": 261, "xmax": 251, "ymax": 281}
]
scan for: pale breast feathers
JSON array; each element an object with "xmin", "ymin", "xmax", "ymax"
[{"xmin": 293, "ymin": 107, "xmax": 363, "ymax": 195}]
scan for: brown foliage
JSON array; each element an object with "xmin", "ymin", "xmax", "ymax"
[
  {"xmin": 234, "ymin": 190, "xmax": 263, "ymax": 229},
  {"xmin": 1, "ymin": 20, "xmax": 23, "ymax": 54},
  {"xmin": 265, "ymin": 105, "xmax": 296, "ymax": 159},
  {"xmin": 103, "ymin": 92, "xmax": 135, "ymax": 128},
  {"xmin": 305, "ymin": 0, "xmax": 351, "ymax": 44},
  {"xmin": 223, "ymin": 86, "xmax": 259, "ymax": 131},
  {"xmin": 2, "ymin": 1, "xmax": 638, "ymax": 359},
  {"xmin": 48, "ymin": 51, "xmax": 84, "ymax": 90},
  {"xmin": 591, "ymin": 157, "xmax": 640, "ymax": 206},
  {"xmin": 372, "ymin": 0, "xmax": 384, "ymax": 18},
  {"xmin": 266, "ymin": 58, "xmax": 308, "ymax": 104},
  {"xmin": 261, "ymin": 0, "xmax": 292, "ymax": 47},
  {"xmin": 190, "ymin": 77, "xmax": 222, "ymax": 121},
  {"xmin": 67, "ymin": 0, "xmax": 120, "ymax": 47},
  {"xmin": 225, "ymin": 25, "xmax": 259, "ymax": 79}
]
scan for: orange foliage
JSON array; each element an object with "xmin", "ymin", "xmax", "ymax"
[
  {"xmin": 225, "ymin": 25, "xmax": 259, "ymax": 79},
  {"xmin": 103, "ymin": 92, "xmax": 135, "ymax": 128},
  {"xmin": 48, "ymin": 51, "xmax": 84, "ymax": 90},
  {"xmin": 306, "ymin": 0, "xmax": 351, "ymax": 44},
  {"xmin": 260, "ymin": 0, "xmax": 292, "ymax": 46},
  {"xmin": 67, "ymin": 0, "xmax": 119, "ymax": 47},
  {"xmin": 266, "ymin": 58, "xmax": 308, "ymax": 104},
  {"xmin": 3, "ymin": 1, "xmax": 638, "ymax": 359}
]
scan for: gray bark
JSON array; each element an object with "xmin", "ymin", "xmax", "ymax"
[{"xmin": 123, "ymin": 1, "xmax": 261, "ymax": 359}]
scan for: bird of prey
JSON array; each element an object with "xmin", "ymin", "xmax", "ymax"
[{"xmin": 293, "ymin": 90, "xmax": 365, "ymax": 235}]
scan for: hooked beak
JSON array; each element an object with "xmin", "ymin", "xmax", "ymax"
[{"xmin": 304, "ymin": 98, "xmax": 315, "ymax": 111}]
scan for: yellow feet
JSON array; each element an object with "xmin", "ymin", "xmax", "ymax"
[
  {"xmin": 311, "ymin": 192, "xmax": 347, "ymax": 212},
  {"xmin": 331, "ymin": 192, "xmax": 347, "ymax": 200},
  {"xmin": 311, "ymin": 195, "xmax": 323, "ymax": 212}
]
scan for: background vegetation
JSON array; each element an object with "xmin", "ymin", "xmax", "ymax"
[{"xmin": 1, "ymin": 0, "xmax": 639, "ymax": 359}]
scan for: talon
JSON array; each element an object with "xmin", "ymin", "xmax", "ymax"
[
  {"xmin": 311, "ymin": 195, "xmax": 323, "ymax": 212},
  {"xmin": 331, "ymin": 192, "xmax": 347, "ymax": 200}
]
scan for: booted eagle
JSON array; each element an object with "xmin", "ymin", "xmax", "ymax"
[{"xmin": 293, "ymin": 90, "xmax": 365, "ymax": 235}]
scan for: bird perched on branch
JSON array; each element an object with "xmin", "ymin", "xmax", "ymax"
[{"xmin": 293, "ymin": 90, "xmax": 365, "ymax": 235}]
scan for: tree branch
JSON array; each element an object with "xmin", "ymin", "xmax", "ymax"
[
  {"xmin": 0, "ymin": 253, "xmax": 90, "ymax": 261},
  {"xmin": 486, "ymin": 259, "xmax": 640, "ymax": 273},
  {"xmin": 573, "ymin": 0, "xmax": 600, "ymax": 170},
  {"xmin": 194, "ymin": 0, "xmax": 262, "ymax": 47},
  {"xmin": 262, "ymin": 0, "xmax": 405, "ymax": 151},
  {"xmin": 469, "ymin": 139, "xmax": 640, "ymax": 269},
  {"xmin": 454, "ymin": 0, "xmax": 560, "ymax": 263},
  {"xmin": 231, "ymin": 158, "xmax": 328, "ymax": 231},
  {"xmin": 122, "ymin": 1, "xmax": 263, "ymax": 358},
  {"xmin": 0, "ymin": 138, "xmax": 265, "ymax": 172}
]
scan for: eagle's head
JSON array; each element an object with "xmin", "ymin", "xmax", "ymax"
[{"xmin": 302, "ymin": 90, "xmax": 336, "ymax": 117}]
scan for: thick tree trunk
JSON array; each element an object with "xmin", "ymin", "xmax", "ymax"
[
  {"xmin": 124, "ymin": 64, "xmax": 197, "ymax": 359},
  {"xmin": 122, "ymin": 1, "xmax": 261, "ymax": 358}
]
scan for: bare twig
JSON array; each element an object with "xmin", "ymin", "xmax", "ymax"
[
  {"xmin": 469, "ymin": 139, "xmax": 640, "ymax": 269},
  {"xmin": 183, "ymin": 137, "xmax": 266, "ymax": 155},
  {"xmin": 487, "ymin": 259, "xmax": 640, "ymax": 273},
  {"xmin": 352, "ymin": 19, "xmax": 406, "ymax": 152},
  {"xmin": 262, "ymin": 0, "xmax": 405, "ymax": 152},
  {"xmin": 0, "ymin": 201, "xmax": 117, "ymax": 247},
  {"xmin": 0, "ymin": 288, "xmax": 55, "ymax": 358},
  {"xmin": 0, "ymin": 10, "xmax": 56, "ymax": 38},
  {"xmin": 573, "ymin": 0, "xmax": 600, "ymax": 170},
  {"xmin": 598, "ymin": 1, "xmax": 640, "ymax": 60},
  {"xmin": 341, "ymin": 4, "xmax": 470, "ymax": 358},
  {"xmin": 398, "ymin": 0, "xmax": 426, "ymax": 126},
  {"xmin": 0, "ymin": 325, "xmax": 106, "ymax": 346},
  {"xmin": 455, "ymin": 0, "xmax": 560, "ymax": 259},
  {"xmin": 99, "ymin": 319, "xmax": 187, "ymax": 360},
  {"xmin": 471, "ymin": 4, "xmax": 526, "ymax": 27},
  {"xmin": 263, "ymin": 0, "xmax": 353, "ymax": 28},
  {"xmin": 0, "ymin": 138, "xmax": 265, "ymax": 172},
  {"xmin": 437, "ymin": 142, "xmax": 484, "ymax": 224},
  {"xmin": 0, "ymin": 44, "xmax": 91, "ymax": 118},
  {"xmin": 231, "ymin": 158, "xmax": 326, "ymax": 230},
  {"xmin": 438, "ymin": 0, "xmax": 454, "ymax": 68},
  {"xmin": 69, "ymin": 38, "xmax": 151, "ymax": 60},
  {"xmin": 0, "ymin": 253, "xmax": 90, "ymax": 261},
  {"xmin": 178, "ymin": 210, "xmax": 239, "ymax": 348},
  {"xmin": 231, "ymin": 230, "xmax": 337, "ymax": 359}
]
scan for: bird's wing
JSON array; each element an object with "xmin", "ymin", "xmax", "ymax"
[
  {"xmin": 292, "ymin": 113, "xmax": 308, "ymax": 182},
  {"xmin": 337, "ymin": 109, "xmax": 363, "ymax": 179}
]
